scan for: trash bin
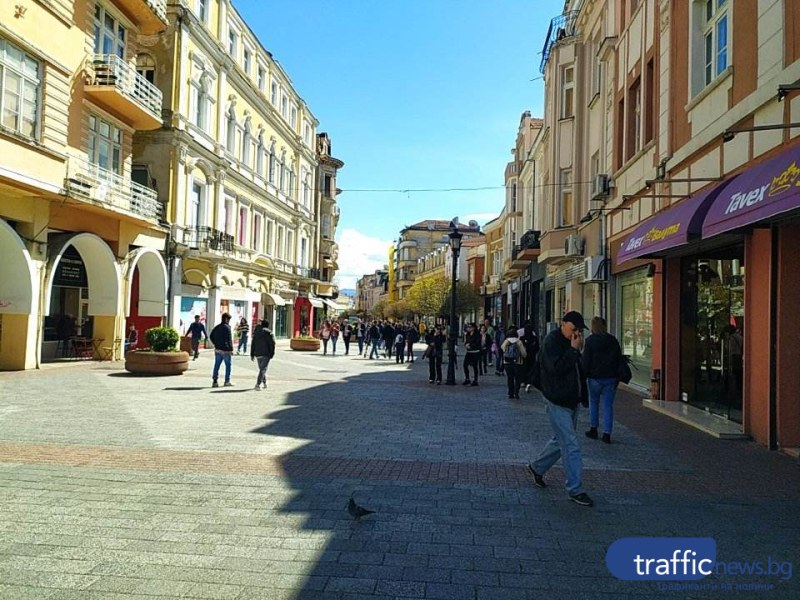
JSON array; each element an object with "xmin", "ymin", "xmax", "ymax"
[{"xmin": 180, "ymin": 336, "xmax": 192, "ymax": 353}]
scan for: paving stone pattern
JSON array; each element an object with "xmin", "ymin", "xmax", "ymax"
[{"xmin": 0, "ymin": 342, "xmax": 798, "ymax": 599}]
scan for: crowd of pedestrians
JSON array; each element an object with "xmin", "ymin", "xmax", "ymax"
[{"xmin": 192, "ymin": 309, "xmax": 625, "ymax": 509}]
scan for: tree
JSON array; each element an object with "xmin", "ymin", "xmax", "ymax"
[
  {"xmin": 405, "ymin": 276, "xmax": 451, "ymax": 318},
  {"xmin": 454, "ymin": 281, "xmax": 483, "ymax": 316},
  {"xmin": 370, "ymin": 300, "xmax": 387, "ymax": 319},
  {"xmin": 385, "ymin": 299, "xmax": 412, "ymax": 321}
]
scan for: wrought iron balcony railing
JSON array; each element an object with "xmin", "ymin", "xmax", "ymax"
[
  {"xmin": 297, "ymin": 267, "xmax": 321, "ymax": 280},
  {"xmin": 540, "ymin": 11, "xmax": 579, "ymax": 74},
  {"xmin": 91, "ymin": 54, "xmax": 163, "ymax": 118},
  {"xmin": 182, "ymin": 226, "xmax": 234, "ymax": 253},
  {"xmin": 515, "ymin": 229, "xmax": 542, "ymax": 255},
  {"xmin": 65, "ymin": 156, "xmax": 161, "ymax": 221}
]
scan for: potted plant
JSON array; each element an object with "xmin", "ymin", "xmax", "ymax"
[
  {"xmin": 125, "ymin": 326, "xmax": 190, "ymax": 375},
  {"xmin": 290, "ymin": 334, "xmax": 321, "ymax": 351}
]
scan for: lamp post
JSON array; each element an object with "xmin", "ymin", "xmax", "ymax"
[{"xmin": 444, "ymin": 223, "xmax": 463, "ymax": 385}]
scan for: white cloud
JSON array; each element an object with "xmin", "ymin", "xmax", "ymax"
[{"xmin": 334, "ymin": 228, "xmax": 394, "ymax": 290}]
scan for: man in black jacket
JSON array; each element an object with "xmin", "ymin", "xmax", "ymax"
[
  {"xmin": 527, "ymin": 311, "xmax": 594, "ymax": 507},
  {"xmin": 251, "ymin": 319, "xmax": 276, "ymax": 390},
  {"xmin": 210, "ymin": 313, "xmax": 234, "ymax": 388}
]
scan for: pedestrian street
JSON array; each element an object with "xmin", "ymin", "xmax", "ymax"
[{"xmin": 0, "ymin": 342, "xmax": 798, "ymax": 599}]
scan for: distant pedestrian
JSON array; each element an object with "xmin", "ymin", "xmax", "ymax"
[
  {"xmin": 520, "ymin": 321, "xmax": 540, "ymax": 393},
  {"xmin": 124, "ymin": 323, "xmax": 138, "ymax": 354},
  {"xmin": 331, "ymin": 321, "xmax": 340, "ymax": 354},
  {"xmin": 368, "ymin": 321, "xmax": 381, "ymax": 359},
  {"xmin": 462, "ymin": 322, "xmax": 481, "ymax": 386},
  {"xmin": 342, "ymin": 322, "xmax": 352, "ymax": 355},
  {"xmin": 250, "ymin": 319, "xmax": 276, "ymax": 390},
  {"xmin": 528, "ymin": 311, "xmax": 593, "ymax": 507},
  {"xmin": 425, "ymin": 325, "xmax": 445, "ymax": 384},
  {"xmin": 320, "ymin": 321, "xmax": 331, "ymax": 355},
  {"xmin": 236, "ymin": 317, "xmax": 249, "ymax": 354},
  {"xmin": 582, "ymin": 316, "xmax": 622, "ymax": 444},
  {"xmin": 356, "ymin": 321, "xmax": 366, "ymax": 355},
  {"xmin": 185, "ymin": 315, "xmax": 207, "ymax": 360},
  {"xmin": 210, "ymin": 313, "xmax": 234, "ymax": 388},
  {"xmin": 406, "ymin": 324, "xmax": 419, "ymax": 362},
  {"xmin": 394, "ymin": 330, "xmax": 406, "ymax": 363},
  {"xmin": 478, "ymin": 324, "xmax": 492, "ymax": 375},
  {"xmin": 500, "ymin": 325, "xmax": 527, "ymax": 399},
  {"xmin": 493, "ymin": 324, "xmax": 506, "ymax": 375}
]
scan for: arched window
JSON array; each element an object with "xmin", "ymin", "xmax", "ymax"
[
  {"xmin": 136, "ymin": 53, "xmax": 156, "ymax": 84},
  {"xmin": 288, "ymin": 161, "xmax": 296, "ymax": 199},
  {"xmin": 278, "ymin": 153, "xmax": 286, "ymax": 192}
]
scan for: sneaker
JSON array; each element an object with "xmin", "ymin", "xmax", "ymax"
[
  {"xmin": 525, "ymin": 384, "xmax": 531, "ymax": 393},
  {"xmin": 223, "ymin": 382, "xmax": 233, "ymax": 387},
  {"xmin": 602, "ymin": 433, "xmax": 611, "ymax": 444},
  {"xmin": 569, "ymin": 493, "xmax": 594, "ymax": 507},
  {"xmin": 429, "ymin": 379, "xmax": 434, "ymax": 384},
  {"xmin": 436, "ymin": 381, "xmax": 441, "ymax": 385},
  {"xmin": 585, "ymin": 428, "xmax": 598, "ymax": 440},
  {"xmin": 212, "ymin": 381, "xmax": 219, "ymax": 388},
  {"xmin": 470, "ymin": 381, "xmax": 479, "ymax": 387},
  {"xmin": 527, "ymin": 464, "xmax": 546, "ymax": 488},
  {"xmin": 254, "ymin": 384, "xmax": 261, "ymax": 390}
]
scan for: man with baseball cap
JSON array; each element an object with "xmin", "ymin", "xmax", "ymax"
[{"xmin": 527, "ymin": 310, "xmax": 593, "ymax": 507}]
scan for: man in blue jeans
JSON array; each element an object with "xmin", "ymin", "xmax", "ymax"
[
  {"xmin": 209, "ymin": 313, "xmax": 234, "ymax": 387},
  {"xmin": 527, "ymin": 311, "xmax": 593, "ymax": 507}
]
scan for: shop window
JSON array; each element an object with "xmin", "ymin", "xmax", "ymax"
[{"xmin": 617, "ymin": 268, "xmax": 654, "ymax": 388}]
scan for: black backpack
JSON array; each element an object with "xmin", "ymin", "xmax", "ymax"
[{"xmin": 504, "ymin": 340, "xmax": 520, "ymax": 362}]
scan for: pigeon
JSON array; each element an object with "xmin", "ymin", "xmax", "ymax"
[{"xmin": 348, "ymin": 496, "xmax": 375, "ymax": 520}]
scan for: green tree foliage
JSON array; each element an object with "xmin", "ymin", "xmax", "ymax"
[
  {"xmin": 370, "ymin": 300, "xmax": 387, "ymax": 319},
  {"xmin": 405, "ymin": 276, "xmax": 451, "ymax": 317},
  {"xmin": 386, "ymin": 299, "xmax": 412, "ymax": 321}
]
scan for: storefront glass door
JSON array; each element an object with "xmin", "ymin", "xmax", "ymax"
[{"xmin": 680, "ymin": 247, "xmax": 745, "ymax": 423}]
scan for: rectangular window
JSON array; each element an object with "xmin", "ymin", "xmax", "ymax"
[
  {"xmin": 257, "ymin": 66, "xmax": 265, "ymax": 91},
  {"xmin": 559, "ymin": 169, "xmax": 573, "ymax": 226},
  {"xmin": 644, "ymin": 59, "xmax": 655, "ymax": 144},
  {"xmin": 616, "ymin": 98, "xmax": 625, "ymax": 169},
  {"xmin": 300, "ymin": 238, "xmax": 307, "ymax": 267},
  {"xmin": 627, "ymin": 78, "xmax": 641, "ymax": 160},
  {"xmin": 94, "ymin": 5, "xmax": 126, "ymax": 58},
  {"xmin": 197, "ymin": 0, "xmax": 208, "ymax": 22},
  {"xmin": 694, "ymin": 0, "xmax": 728, "ymax": 93},
  {"xmin": 561, "ymin": 65, "xmax": 574, "ymax": 118},
  {"xmin": 242, "ymin": 47, "xmax": 251, "ymax": 75},
  {"xmin": 252, "ymin": 213, "xmax": 262, "ymax": 252},
  {"xmin": 189, "ymin": 182, "xmax": 204, "ymax": 229},
  {"xmin": 266, "ymin": 220, "xmax": 274, "ymax": 255},
  {"xmin": 270, "ymin": 80, "xmax": 278, "ymax": 105},
  {"xmin": 280, "ymin": 95, "xmax": 288, "ymax": 119},
  {"xmin": 287, "ymin": 230, "xmax": 294, "ymax": 262},
  {"xmin": 290, "ymin": 104, "xmax": 297, "ymax": 128},
  {"xmin": 277, "ymin": 226, "xmax": 284, "ymax": 260},
  {"xmin": 0, "ymin": 38, "xmax": 41, "ymax": 138},
  {"xmin": 228, "ymin": 29, "xmax": 238, "ymax": 57},
  {"xmin": 88, "ymin": 114, "xmax": 122, "ymax": 174}
]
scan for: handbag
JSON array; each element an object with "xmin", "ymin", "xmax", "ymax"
[{"xmin": 618, "ymin": 353, "xmax": 633, "ymax": 384}]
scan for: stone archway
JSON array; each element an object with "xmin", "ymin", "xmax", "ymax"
[
  {"xmin": 0, "ymin": 220, "xmax": 37, "ymax": 370},
  {"xmin": 125, "ymin": 248, "xmax": 167, "ymax": 317}
]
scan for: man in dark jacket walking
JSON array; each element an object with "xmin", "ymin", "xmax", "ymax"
[
  {"xmin": 527, "ymin": 311, "xmax": 593, "ymax": 507},
  {"xmin": 251, "ymin": 319, "xmax": 276, "ymax": 390},
  {"xmin": 186, "ymin": 315, "xmax": 207, "ymax": 360},
  {"xmin": 210, "ymin": 313, "xmax": 234, "ymax": 388}
]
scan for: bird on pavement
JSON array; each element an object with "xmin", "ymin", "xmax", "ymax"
[{"xmin": 348, "ymin": 496, "xmax": 375, "ymax": 520}]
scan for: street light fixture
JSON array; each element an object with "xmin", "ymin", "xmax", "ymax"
[{"xmin": 444, "ymin": 221, "xmax": 463, "ymax": 386}]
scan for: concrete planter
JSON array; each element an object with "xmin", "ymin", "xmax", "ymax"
[
  {"xmin": 125, "ymin": 350, "xmax": 190, "ymax": 375},
  {"xmin": 290, "ymin": 338, "xmax": 320, "ymax": 352}
]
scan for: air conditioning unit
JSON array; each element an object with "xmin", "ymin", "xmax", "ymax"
[
  {"xmin": 591, "ymin": 174, "xmax": 611, "ymax": 200},
  {"xmin": 583, "ymin": 255, "xmax": 607, "ymax": 282},
  {"xmin": 564, "ymin": 234, "xmax": 583, "ymax": 257}
]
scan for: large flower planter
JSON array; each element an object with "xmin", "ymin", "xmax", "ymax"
[
  {"xmin": 125, "ymin": 350, "xmax": 190, "ymax": 375},
  {"xmin": 290, "ymin": 338, "xmax": 320, "ymax": 351}
]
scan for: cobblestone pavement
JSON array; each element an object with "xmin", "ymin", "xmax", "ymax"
[{"xmin": 0, "ymin": 342, "xmax": 798, "ymax": 599}]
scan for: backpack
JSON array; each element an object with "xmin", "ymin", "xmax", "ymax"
[
  {"xmin": 409, "ymin": 328, "xmax": 419, "ymax": 343},
  {"xmin": 504, "ymin": 339, "xmax": 520, "ymax": 362}
]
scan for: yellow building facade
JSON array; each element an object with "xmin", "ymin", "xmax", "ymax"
[
  {"xmin": 133, "ymin": 0, "xmax": 331, "ymax": 338},
  {"xmin": 0, "ymin": 0, "xmax": 170, "ymax": 369}
]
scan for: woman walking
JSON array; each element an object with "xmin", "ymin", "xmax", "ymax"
[
  {"xmin": 236, "ymin": 317, "xmax": 249, "ymax": 354},
  {"xmin": 479, "ymin": 324, "xmax": 492, "ymax": 375},
  {"xmin": 342, "ymin": 321, "xmax": 352, "ymax": 355},
  {"xmin": 320, "ymin": 321, "xmax": 331, "ymax": 355},
  {"xmin": 500, "ymin": 325, "xmax": 527, "ymax": 399},
  {"xmin": 582, "ymin": 316, "xmax": 622, "ymax": 444},
  {"xmin": 330, "ymin": 321, "xmax": 340, "ymax": 354}
]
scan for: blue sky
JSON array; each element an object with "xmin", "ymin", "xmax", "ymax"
[{"xmin": 234, "ymin": 0, "xmax": 564, "ymax": 288}]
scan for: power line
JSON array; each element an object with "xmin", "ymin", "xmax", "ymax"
[{"xmin": 333, "ymin": 180, "xmax": 598, "ymax": 194}]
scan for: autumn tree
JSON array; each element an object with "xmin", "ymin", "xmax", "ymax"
[{"xmin": 405, "ymin": 275, "xmax": 451, "ymax": 318}]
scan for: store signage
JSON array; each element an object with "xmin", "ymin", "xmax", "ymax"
[
  {"xmin": 53, "ymin": 249, "xmax": 88, "ymax": 287},
  {"xmin": 623, "ymin": 223, "xmax": 682, "ymax": 252}
]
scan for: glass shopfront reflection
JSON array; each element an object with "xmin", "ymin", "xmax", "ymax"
[
  {"xmin": 617, "ymin": 268, "xmax": 653, "ymax": 388},
  {"xmin": 680, "ymin": 247, "xmax": 745, "ymax": 423}
]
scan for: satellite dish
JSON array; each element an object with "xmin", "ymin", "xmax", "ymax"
[{"xmin": 468, "ymin": 220, "xmax": 478, "ymax": 228}]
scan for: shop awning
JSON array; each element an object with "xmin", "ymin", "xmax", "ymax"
[
  {"xmin": 703, "ymin": 142, "xmax": 800, "ymax": 238},
  {"xmin": 308, "ymin": 296, "xmax": 324, "ymax": 308},
  {"xmin": 322, "ymin": 298, "xmax": 345, "ymax": 310},
  {"xmin": 618, "ymin": 179, "xmax": 737, "ymax": 264},
  {"xmin": 264, "ymin": 293, "xmax": 285, "ymax": 306}
]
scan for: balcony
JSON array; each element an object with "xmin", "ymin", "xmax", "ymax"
[
  {"xmin": 320, "ymin": 237, "xmax": 338, "ymax": 256},
  {"xmin": 112, "ymin": 0, "xmax": 168, "ymax": 35},
  {"xmin": 65, "ymin": 156, "xmax": 161, "ymax": 222},
  {"xmin": 398, "ymin": 239, "xmax": 418, "ymax": 250},
  {"xmin": 513, "ymin": 229, "xmax": 541, "ymax": 268},
  {"xmin": 396, "ymin": 276, "xmax": 414, "ymax": 287},
  {"xmin": 85, "ymin": 54, "xmax": 163, "ymax": 129},
  {"xmin": 540, "ymin": 11, "xmax": 579, "ymax": 74},
  {"xmin": 181, "ymin": 226, "xmax": 234, "ymax": 253},
  {"xmin": 317, "ymin": 282, "xmax": 338, "ymax": 297},
  {"xmin": 297, "ymin": 267, "xmax": 321, "ymax": 280},
  {"xmin": 397, "ymin": 258, "xmax": 416, "ymax": 268},
  {"xmin": 538, "ymin": 226, "xmax": 577, "ymax": 264}
]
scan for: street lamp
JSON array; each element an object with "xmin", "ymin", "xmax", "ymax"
[{"xmin": 445, "ymin": 222, "xmax": 463, "ymax": 385}]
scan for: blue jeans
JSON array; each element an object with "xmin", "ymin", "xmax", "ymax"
[
  {"xmin": 533, "ymin": 401, "xmax": 584, "ymax": 496},
  {"xmin": 237, "ymin": 332, "xmax": 248, "ymax": 353},
  {"xmin": 588, "ymin": 377, "xmax": 618, "ymax": 434},
  {"xmin": 331, "ymin": 337, "xmax": 338, "ymax": 354},
  {"xmin": 369, "ymin": 338, "xmax": 381, "ymax": 359},
  {"xmin": 212, "ymin": 351, "xmax": 232, "ymax": 383}
]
